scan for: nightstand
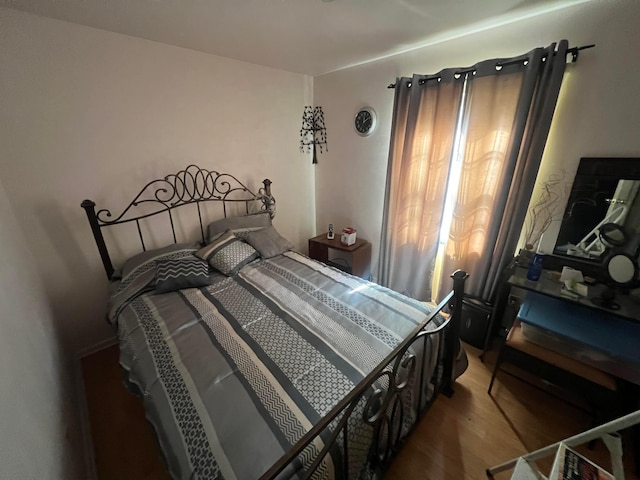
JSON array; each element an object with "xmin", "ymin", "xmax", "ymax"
[{"xmin": 308, "ymin": 233, "xmax": 371, "ymax": 279}]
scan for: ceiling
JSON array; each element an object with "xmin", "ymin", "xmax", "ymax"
[{"xmin": 1, "ymin": 0, "xmax": 588, "ymax": 76}]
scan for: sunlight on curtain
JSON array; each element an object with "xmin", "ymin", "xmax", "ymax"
[
  {"xmin": 379, "ymin": 74, "xmax": 463, "ymax": 300},
  {"xmin": 434, "ymin": 72, "xmax": 524, "ymax": 299},
  {"xmin": 433, "ymin": 80, "xmax": 469, "ymax": 298},
  {"xmin": 381, "ymin": 40, "xmax": 569, "ymax": 303},
  {"xmin": 396, "ymin": 89, "xmax": 456, "ymax": 249}
]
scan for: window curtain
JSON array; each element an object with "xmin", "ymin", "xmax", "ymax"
[
  {"xmin": 379, "ymin": 72, "xmax": 464, "ymax": 300},
  {"xmin": 381, "ymin": 41, "xmax": 569, "ymax": 303}
]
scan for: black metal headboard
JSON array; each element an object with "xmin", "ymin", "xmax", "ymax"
[{"xmin": 81, "ymin": 165, "xmax": 275, "ymax": 279}]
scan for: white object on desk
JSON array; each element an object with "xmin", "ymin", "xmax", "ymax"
[
  {"xmin": 560, "ymin": 266, "xmax": 584, "ymax": 283},
  {"xmin": 562, "ymin": 280, "xmax": 588, "ymax": 297}
]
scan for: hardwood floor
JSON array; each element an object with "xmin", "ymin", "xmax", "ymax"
[
  {"xmin": 81, "ymin": 344, "xmax": 638, "ymax": 479},
  {"xmin": 81, "ymin": 345, "xmax": 170, "ymax": 480}
]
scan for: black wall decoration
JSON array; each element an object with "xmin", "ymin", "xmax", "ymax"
[{"xmin": 300, "ymin": 106, "xmax": 328, "ymax": 164}]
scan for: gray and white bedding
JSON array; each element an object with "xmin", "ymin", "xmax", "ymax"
[{"xmin": 109, "ymin": 247, "xmax": 446, "ymax": 480}]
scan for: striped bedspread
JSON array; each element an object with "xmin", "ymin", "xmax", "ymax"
[{"xmin": 110, "ymin": 249, "xmax": 444, "ymax": 479}]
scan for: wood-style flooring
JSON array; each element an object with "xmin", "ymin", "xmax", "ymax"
[{"xmin": 81, "ymin": 344, "xmax": 638, "ymax": 479}]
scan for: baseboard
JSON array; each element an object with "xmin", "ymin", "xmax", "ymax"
[{"xmin": 76, "ymin": 335, "xmax": 117, "ymax": 359}]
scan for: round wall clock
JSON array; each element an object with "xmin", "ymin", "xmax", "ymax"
[{"xmin": 354, "ymin": 107, "xmax": 376, "ymax": 137}]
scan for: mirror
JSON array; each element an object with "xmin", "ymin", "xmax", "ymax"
[
  {"xmin": 554, "ymin": 157, "xmax": 640, "ymax": 260},
  {"xmin": 591, "ymin": 251, "xmax": 639, "ymax": 310},
  {"xmin": 608, "ymin": 253, "xmax": 636, "ymax": 284},
  {"xmin": 599, "ymin": 222, "xmax": 627, "ymax": 247}
]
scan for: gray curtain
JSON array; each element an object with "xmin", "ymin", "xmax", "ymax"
[
  {"xmin": 379, "ymin": 72, "xmax": 464, "ymax": 300},
  {"xmin": 380, "ymin": 41, "xmax": 569, "ymax": 302}
]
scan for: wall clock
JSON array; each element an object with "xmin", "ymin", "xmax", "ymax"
[{"xmin": 354, "ymin": 107, "xmax": 376, "ymax": 137}]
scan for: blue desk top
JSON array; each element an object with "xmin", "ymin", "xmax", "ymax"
[{"xmin": 518, "ymin": 292, "xmax": 640, "ymax": 365}]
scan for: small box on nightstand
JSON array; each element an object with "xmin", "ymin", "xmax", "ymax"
[{"xmin": 340, "ymin": 228, "xmax": 357, "ymax": 246}]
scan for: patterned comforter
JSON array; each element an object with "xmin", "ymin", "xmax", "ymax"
[{"xmin": 110, "ymin": 249, "xmax": 445, "ymax": 480}]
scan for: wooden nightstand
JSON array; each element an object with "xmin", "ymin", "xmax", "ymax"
[{"xmin": 308, "ymin": 233, "xmax": 371, "ymax": 279}]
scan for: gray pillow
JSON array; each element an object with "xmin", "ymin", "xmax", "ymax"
[
  {"xmin": 196, "ymin": 230, "xmax": 259, "ymax": 275},
  {"xmin": 244, "ymin": 225, "xmax": 294, "ymax": 259},
  {"xmin": 206, "ymin": 212, "xmax": 272, "ymax": 243},
  {"xmin": 155, "ymin": 256, "xmax": 211, "ymax": 294}
]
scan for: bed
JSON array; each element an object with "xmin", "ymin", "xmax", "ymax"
[{"xmin": 82, "ymin": 165, "xmax": 468, "ymax": 480}]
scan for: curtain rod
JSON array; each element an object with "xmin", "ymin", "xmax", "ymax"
[{"xmin": 386, "ymin": 44, "xmax": 595, "ymax": 89}]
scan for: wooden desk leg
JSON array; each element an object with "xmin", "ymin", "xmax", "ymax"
[
  {"xmin": 481, "ymin": 282, "xmax": 510, "ymax": 362},
  {"xmin": 488, "ymin": 339, "xmax": 507, "ymax": 394}
]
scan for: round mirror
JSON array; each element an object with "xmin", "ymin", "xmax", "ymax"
[
  {"xmin": 599, "ymin": 223, "xmax": 627, "ymax": 248},
  {"xmin": 607, "ymin": 252, "xmax": 637, "ymax": 285},
  {"xmin": 592, "ymin": 250, "xmax": 638, "ymax": 310}
]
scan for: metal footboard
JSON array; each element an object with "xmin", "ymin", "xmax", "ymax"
[{"xmin": 260, "ymin": 270, "xmax": 468, "ymax": 480}]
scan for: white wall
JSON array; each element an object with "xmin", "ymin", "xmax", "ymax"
[
  {"xmin": 3, "ymin": 1, "xmax": 638, "ymax": 356},
  {"xmin": 0, "ymin": 178, "xmax": 86, "ymax": 479},
  {"xmin": 314, "ymin": 0, "xmax": 640, "ymax": 281},
  {"xmin": 0, "ymin": 8, "xmax": 314, "ymax": 354}
]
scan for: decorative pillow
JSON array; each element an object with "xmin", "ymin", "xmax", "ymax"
[
  {"xmin": 155, "ymin": 256, "xmax": 211, "ymax": 294},
  {"xmin": 116, "ymin": 242, "xmax": 202, "ymax": 280},
  {"xmin": 206, "ymin": 212, "xmax": 272, "ymax": 243},
  {"xmin": 229, "ymin": 227, "xmax": 265, "ymax": 240},
  {"xmin": 196, "ymin": 230, "xmax": 259, "ymax": 275},
  {"xmin": 244, "ymin": 225, "xmax": 294, "ymax": 259}
]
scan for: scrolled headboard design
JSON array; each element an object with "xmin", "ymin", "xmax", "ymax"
[{"xmin": 82, "ymin": 164, "xmax": 275, "ymax": 279}]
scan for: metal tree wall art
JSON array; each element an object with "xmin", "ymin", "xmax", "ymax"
[{"xmin": 300, "ymin": 106, "xmax": 328, "ymax": 164}]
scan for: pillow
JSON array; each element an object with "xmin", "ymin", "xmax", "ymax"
[
  {"xmin": 116, "ymin": 242, "xmax": 202, "ymax": 280},
  {"xmin": 206, "ymin": 212, "xmax": 272, "ymax": 243},
  {"xmin": 196, "ymin": 230, "xmax": 259, "ymax": 275},
  {"xmin": 155, "ymin": 256, "xmax": 211, "ymax": 294},
  {"xmin": 244, "ymin": 225, "xmax": 294, "ymax": 259}
]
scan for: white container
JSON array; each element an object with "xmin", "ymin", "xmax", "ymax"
[{"xmin": 341, "ymin": 228, "xmax": 357, "ymax": 246}]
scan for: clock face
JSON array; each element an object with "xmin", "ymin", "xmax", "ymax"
[{"xmin": 354, "ymin": 107, "xmax": 376, "ymax": 136}]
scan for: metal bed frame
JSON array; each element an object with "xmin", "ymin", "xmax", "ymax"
[
  {"xmin": 81, "ymin": 164, "xmax": 467, "ymax": 479},
  {"xmin": 81, "ymin": 164, "xmax": 276, "ymax": 280}
]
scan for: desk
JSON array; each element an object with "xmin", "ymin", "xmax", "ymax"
[
  {"xmin": 507, "ymin": 266, "xmax": 639, "ymax": 323},
  {"xmin": 483, "ymin": 266, "xmax": 640, "ymax": 358},
  {"xmin": 516, "ymin": 292, "xmax": 640, "ymax": 385},
  {"xmin": 488, "ymin": 266, "xmax": 640, "ymax": 383},
  {"xmin": 489, "ymin": 266, "xmax": 640, "ymax": 472}
]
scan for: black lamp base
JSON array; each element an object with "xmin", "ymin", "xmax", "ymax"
[
  {"xmin": 591, "ymin": 297, "xmax": 621, "ymax": 310},
  {"xmin": 591, "ymin": 287, "xmax": 621, "ymax": 310}
]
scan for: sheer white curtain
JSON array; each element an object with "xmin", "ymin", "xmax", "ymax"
[{"xmin": 380, "ymin": 41, "xmax": 570, "ymax": 302}]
